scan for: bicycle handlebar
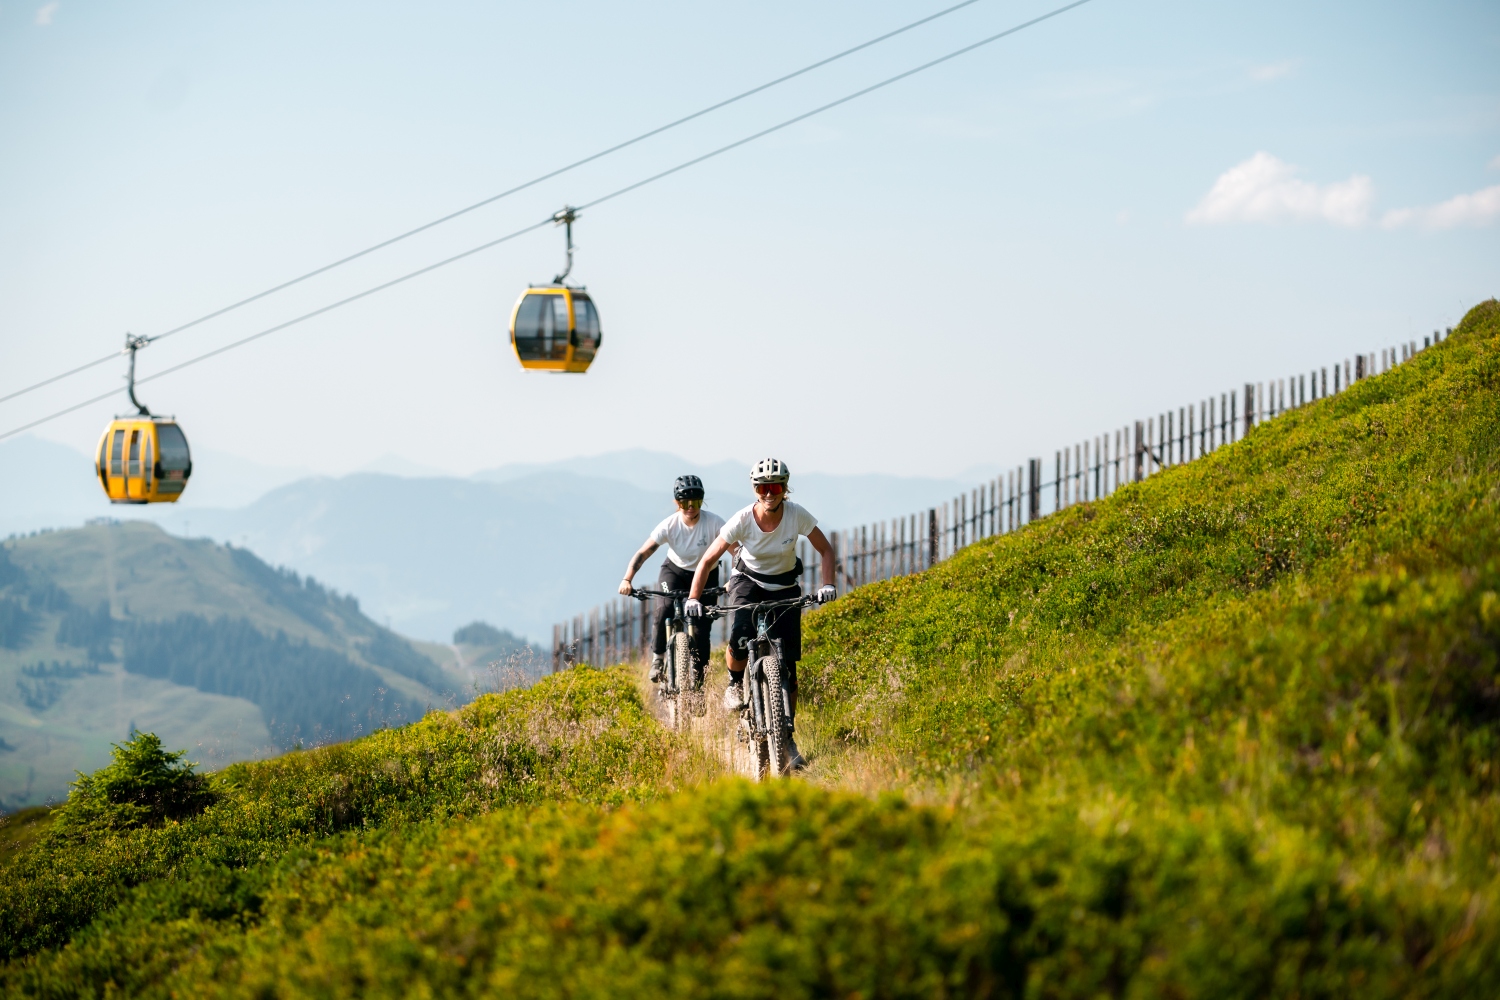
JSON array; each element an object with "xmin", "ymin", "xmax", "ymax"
[
  {"xmin": 699, "ymin": 593, "xmax": 820, "ymax": 620},
  {"xmin": 629, "ymin": 586, "xmax": 725, "ymax": 601}
]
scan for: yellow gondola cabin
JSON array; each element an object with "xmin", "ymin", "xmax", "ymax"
[
  {"xmin": 94, "ymin": 334, "xmax": 193, "ymax": 504},
  {"xmin": 94, "ymin": 418, "xmax": 192, "ymax": 504},
  {"xmin": 508, "ymin": 286, "xmax": 601, "ymax": 373}
]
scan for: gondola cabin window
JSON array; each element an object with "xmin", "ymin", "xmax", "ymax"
[
  {"xmin": 513, "ymin": 292, "xmax": 571, "ymax": 362},
  {"xmin": 508, "ymin": 287, "xmax": 601, "ymax": 373},
  {"xmin": 572, "ymin": 295, "xmax": 600, "ymax": 365}
]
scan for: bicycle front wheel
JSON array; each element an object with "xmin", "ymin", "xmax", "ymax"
[
  {"xmin": 760, "ymin": 655, "xmax": 788, "ymax": 778},
  {"xmin": 671, "ymin": 632, "xmax": 692, "ymax": 732}
]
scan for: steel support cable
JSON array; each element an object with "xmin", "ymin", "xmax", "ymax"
[
  {"xmin": 0, "ymin": 218, "xmax": 556, "ymax": 442},
  {"xmin": 1, "ymin": 0, "xmax": 997, "ymax": 408},
  {"xmin": 0, "ymin": 0, "xmax": 1097, "ymax": 443},
  {"xmin": 573, "ymin": 0, "xmax": 1096, "ymax": 215},
  {"xmin": 0, "ymin": 353, "xmax": 120, "ymax": 406}
]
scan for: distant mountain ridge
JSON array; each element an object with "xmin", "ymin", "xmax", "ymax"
[{"xmin": 1, "ymin": 438, "xmax": 980, "ymax": 643}]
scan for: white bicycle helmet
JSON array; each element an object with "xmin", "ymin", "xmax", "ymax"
[{"xmin": 749, "ymin": 457, "xmax": 790, "ymax": 484}]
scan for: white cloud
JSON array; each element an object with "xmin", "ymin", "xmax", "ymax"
[
  {"xmin": 34, "ymin": 2, "xmax": 58, "ymax": 25},
  {"xmin": 1186, "ymin": 152, "xmax": 1373, "ymax": 227},
  {"xmin": 1382, "ymin": 185, "xmax": 1500, "ymax": 230},
  {"xmin": 1249, "ymin": 61, "xmax": 1296, "ymax": 82}
]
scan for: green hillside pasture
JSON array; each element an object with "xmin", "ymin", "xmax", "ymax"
[
  {"xmin": 0, "ymin": 652, "xmax": 275, "ymax": 816},
  {"xmin": 1, "ymin": 524, "xmax": 466, "ymax": 808},
  {"xmin": 4, "ymin": 524, "xmax": 457, "ymax": 703},
  {"xmin": 0, "ymin": 666, "xmax": 680, "ymax": 966}
]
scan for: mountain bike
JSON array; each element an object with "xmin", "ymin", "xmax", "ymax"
[
  {"xmin": 630, "ymin": 586, "xmax": 721, "ymax": 731},
  {"xmin": 705, "ymin": 594, "xmax": 817, "ymax": 780}
]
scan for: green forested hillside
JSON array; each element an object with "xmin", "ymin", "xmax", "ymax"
[
  {"xmin": 0, "ymin": 524, "xmax": 466, "ymax": 810},
  {"xmin": 1, "ymin": 301, "xmax": 1496, "ymax": 997}
]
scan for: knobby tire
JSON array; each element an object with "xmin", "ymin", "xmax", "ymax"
[
  {"xmin": 761, "ymin": 654, "xmax": 787, "ymax": 778},
  {"xmin": 671, "ymin": 632, "xmax": 692, "ymax": 732}
]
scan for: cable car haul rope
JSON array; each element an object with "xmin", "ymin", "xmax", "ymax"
[{"xmin": 0, "ymin": 0, "xmax": 1098, "ymax": 447}]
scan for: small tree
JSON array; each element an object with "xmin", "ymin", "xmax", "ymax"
[{"xmin": 55, "ymin": 732, "xmax": 214, "ymax": 835}]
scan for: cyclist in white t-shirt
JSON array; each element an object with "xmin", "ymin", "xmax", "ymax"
[
  {"xmin": 685, "ymin": 458, "xmax": 837, "ymax": 769},
  {"xmin": 619, "ymin": 475, "xmax": 727, "ymax": 683}
]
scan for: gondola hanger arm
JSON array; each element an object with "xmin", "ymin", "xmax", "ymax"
[
  {"xmin": 124, "ymin": 333, "xmax": 152, "ymax": 416},
  {"xmin": 552, "ymin": 206, "xmax": 579, "ymax": 285}
]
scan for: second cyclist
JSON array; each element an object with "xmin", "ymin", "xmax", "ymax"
[{"xmin": 619, "ymin": 475, "xmax": 726, "ymax": 683}]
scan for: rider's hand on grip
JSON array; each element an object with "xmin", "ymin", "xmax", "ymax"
[
  {"xmin": 817, "ymin": 585, "xmax": 837, "ymax": 604},
  {"xmin": 684, "ymin": 598, "xmax": 704, "ymax": 617},
  {"xmin": 618, "ymin": 580, "xmax": 633, "ymax": 596}
]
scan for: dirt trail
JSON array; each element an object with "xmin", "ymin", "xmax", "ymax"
[{"xmin": 635, "ymin": 660, "xmax": 757, "ymax": 779}]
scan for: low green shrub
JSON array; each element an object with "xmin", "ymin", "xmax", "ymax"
[
  {"xmin": 51, "ymin": 733, "xmax": 214, "ymax": 836},
  {"xmin": 13, "ymin": 780, "xmax": 1495, "ymax": 998}
]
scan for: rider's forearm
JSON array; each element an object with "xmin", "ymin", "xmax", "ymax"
[
  {"xmin": 622, "ymin": 543, "xmax": 657, "ymax": 583},
  {"xmin": 810, "ymin": 530, "xmax": 836, "ymax": 586},
  {"xmin": 690, "ymin": 539, "xmax": 728, "ymax": 598}
]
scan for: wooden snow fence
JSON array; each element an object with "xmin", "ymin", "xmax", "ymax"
[{"xmin": 552, "ymin": 332, "xmax": 1448, "ymax": 670}]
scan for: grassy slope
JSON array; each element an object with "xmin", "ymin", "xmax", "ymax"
[
  {"xmin": 2, "ymin": 301, "xmax": 1497, "ymax": 997},
  {"xmin": 0, "ymin": 668, "xmax": 685, "ymax": 967}
]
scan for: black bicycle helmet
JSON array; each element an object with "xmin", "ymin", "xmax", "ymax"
[{"xmin": 673, "ymin": 475, "xmax": 705, "ymax": 501}]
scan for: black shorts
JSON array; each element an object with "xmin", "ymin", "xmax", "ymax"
[
  {"xmin": 725, "ymin": 573, "xmax": 802, "ymax": 678},
  {"xmin": 653, "ymin": 561, "xmax": 718, "ymax": 658}
]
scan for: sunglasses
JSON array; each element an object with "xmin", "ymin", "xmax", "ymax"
[
  {"xmin": 678, "ymin": 498, "xmax": 703, "ymax": 508},
  {"xmin": 755, "ymin": 483, "xmax": 787, "ymax": 496}
]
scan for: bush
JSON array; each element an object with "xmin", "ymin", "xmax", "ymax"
[{"xmin": 52, "ymin": 733, "xmax": 215, "ymax": 836}]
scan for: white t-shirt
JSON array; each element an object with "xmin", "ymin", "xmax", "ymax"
[
  {"xmin": 649, "ymin": 509, "xmax": 727, "ymax": 570},
  {"xmin": 718, "ymin": 500, "xmax": 819, "ymax": 590}
]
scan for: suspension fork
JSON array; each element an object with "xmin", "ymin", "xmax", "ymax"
[
  {"xmin": 747, "ymin": 637, "xmax": 771, "ymax": 731},
  {"xmin": 771, "ymin": 637, "xmax": 793, "ymax": 723}
]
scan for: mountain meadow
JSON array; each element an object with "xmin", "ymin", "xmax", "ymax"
[
  {"xmin": 0, "ymin": 525, "xmax": 534, "ymax": 811},
  {"xmin": 1, "ymin": 299, "xmax": 1498, "ymax": 996}
]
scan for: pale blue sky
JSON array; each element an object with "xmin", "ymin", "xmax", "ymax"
[{"xmin": 2, "ymin": 0, "xmax": 1496, "ymax": 486}]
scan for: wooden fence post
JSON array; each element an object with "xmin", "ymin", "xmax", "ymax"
[
  {"xmin": 1132, "ymin": 421, "xmax": 1143, "ymax": 482},
  {"xmin": 1026, "ymin": 458, "xmax": 1039, "ymax": 522},
  {"xmin": 1054, "ymin": 451, "xmax": 1061, "ymax": 513}
]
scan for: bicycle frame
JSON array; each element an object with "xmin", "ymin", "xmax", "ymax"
[
  {"xmin": 630, "ymin": 586, "xmax": 723, "ymax": 696},
  {"xmin": 705, "ymin": 593, "xmax": 816, "ymax": 777}
]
